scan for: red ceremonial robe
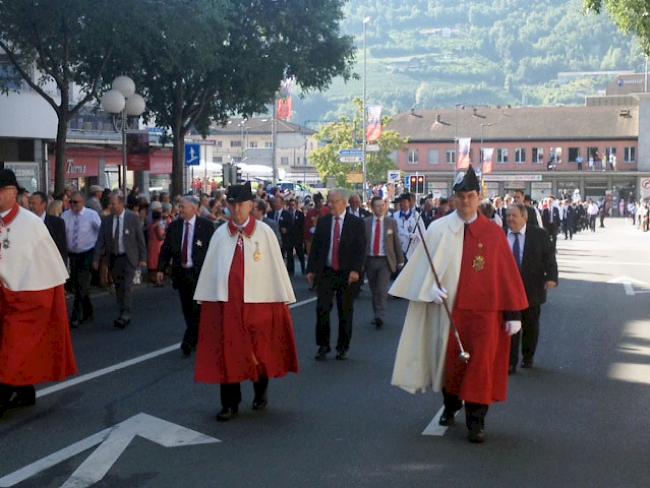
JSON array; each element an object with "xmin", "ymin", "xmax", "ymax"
[
  {"xmin": 195, "ymin": 218, "xmax": 299, "ymax": 384},
  {"xmin": 444, "ymin": 215, "xmax": 528, "ymax": 405}
]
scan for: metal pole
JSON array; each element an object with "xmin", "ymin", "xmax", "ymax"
[
  {"xmin": 121, "ymin": 109, "xmax": 127, "ymax": 195},
  {"xmin": 362, "ymin": 18, "xmax": 368, "ymax": 202},
  {"xmin": 645, "ymin": 55, "xmax": 648, "ymax": 93},
  {"xmin": 272, "ymin": 100, "xmax": 278, "ymax": 185}
]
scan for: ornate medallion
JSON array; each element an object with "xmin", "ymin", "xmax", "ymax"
[
  {"xmin": 253, "ymin": 241, "xmax": 262, "ymax": 262},
  {"xmin": 472, "ymin": 255, "xmax": 485, "ymax": 272}
]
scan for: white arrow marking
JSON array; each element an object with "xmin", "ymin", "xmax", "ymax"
[
  {"xmin": 0, "ymin": 413, "xmax": 220, "ymax": 488},
  {"xmin": 607, "ymin": 277, "xmax": 650, "ymax": 296}
]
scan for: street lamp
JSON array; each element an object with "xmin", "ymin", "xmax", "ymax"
[
  {"xmin": 101, "ymin": 76, "xmax": 146, "ymax": 194},
  {"xmin": 362, "ymin": 16, "xmax": 370, "ymax": 201}
]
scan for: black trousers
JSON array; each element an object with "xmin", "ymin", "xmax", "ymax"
[
  {"xmin": 68, "ymin": 250, "xmax": 94, "ymax": 323},
  {"xmin": 109, "ymin": 255, "xmax": 135, "ymax": 321},
  {"xmin": 176, "ymin": 269, "xmax": 200, "ymax": 347},
  {"xmin": 510, "ymin": 305, "xmax": 541, "ymax": 367},
  {"xmin": 284, "ymin": 238, "xmax": 305, "ymax": 275},
  {"xmin": 589, "ymin": 215, "xmax": 597, "ymax": 232},
  {"xmin": 442, "ymin": 389, "xmax": 489, "ymax": 430},
  {"xmin": 315, "ymin": 267, "xmax": 359, "ymax": 352},
  {"xmin": 220, "ymin": 377, "xmax": 269, "ymax": 408}
]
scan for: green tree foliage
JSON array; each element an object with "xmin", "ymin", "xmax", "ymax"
[
  {"xmin": 585, "ymin": 1, "xmax": 650, "ymax": 55},
  {"xmin": 0, "ymin": 0, "xmax": 124, "ymax": 194},
  {"xmin": 310, "ymin": 99, "xmax": 407, "ymax": 187}
]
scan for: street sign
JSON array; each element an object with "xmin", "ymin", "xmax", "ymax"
[
  {"xmin": 186, "ymin": 139, "xmax": 217, "ymax": 146},
  {"xmin": 641, "ymin": 178, "xmax": 650, "ymax": 198},
  {"xmin": 339, "ymin": 148, "xmax": 364, "ymax": 163},
  {"xmin": 387, "ymin": 170, "xmax": 401, "ymax": 184},
  {"xmin": 185, "ymin": 144, "xmax": 201, "ymax": 166},
  {"xmin": 0, "ymin": 413, "xmax": 220, "ymax": 488},
  {"xmin": 346, "ymin": 172, "xmax": 364, "ymax": 184},
  {"xmin": 366, "ymin": 144, "xmax": 380, "ymax": 152}
]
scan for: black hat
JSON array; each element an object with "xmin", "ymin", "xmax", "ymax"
[
  {"xmin": 0, "ymin": 169, "xmax": 23, "ymax": 191},
  {"xmin": 452, "ymin": 165, "xmax": 480, "ymax": 193},
  {"xmin": 392, "ymin": 193, "xmax": 410, "ymax": 204},
  {"xmin": 226, "ymin": 181, "xmax": 254, "ymax": 203}
]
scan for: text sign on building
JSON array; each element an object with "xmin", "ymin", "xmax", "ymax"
[{"xmin": 484, "ymin": 174, "xmax": 543, "ymax": 182}]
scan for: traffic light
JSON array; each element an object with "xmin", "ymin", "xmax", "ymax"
[
  {"xmin": 222, "ymin": 163, "xmax": 233, "ymax": 187},
  {"xmin": 409, "ymin": 175, "xmax": 417, "ymax": 192},
  {"xmin": 417, "ymin": 175, "xmax": 425, "ymax": 194},
  {"xmin": 233, "ymin": 164, "xmax": 242, "ymax": 184}
]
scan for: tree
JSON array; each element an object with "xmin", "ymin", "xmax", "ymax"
[
  {"xmin": 118, "ymin": 0, "xmax": 355, "ymax": 197},
  {"xmin": 0, "ymin": 0, "xmax": 123, "ymax": 194},
  {"xmin": 584, "ymin": 1, "xmax": 650, "ymax": 54},
  {"xmin": 310, "ymin": 98, "xmax": 407, "ymax": 187}
]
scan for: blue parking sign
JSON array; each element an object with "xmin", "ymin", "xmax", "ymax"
[{"xmin": 185, "ymin": 144, "xmax": 201, "ymax": 166}]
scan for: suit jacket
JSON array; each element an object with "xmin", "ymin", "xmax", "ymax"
[
  {"xmin": 263, "ymin": 217, "xmax": 282, "ymax": 245},
  {"xmin": 267, "ymin": 209, "xmax": 293, "ymax": 244},
  {"xmin": 526, "ymin": 206, "xmax": 539, "ymax": 227},
  {"xmin": 158, "ymin": 216, "xmax": 215, "ymax": 286},
  {"xmin": 347, "ymin": 207, "xmax": 371, "ymax": 219},
  {"xmin": 286, "ymin": 209, "xmax": 305, "ymax": 244},
  {"xmin": 94, "ymin": 210, "xmax": 147, "ymax": 269},
  {"xmin": 364, "ymin": 216, "xmax": 404, "ymax": 273},
  {"xmin": 307, "ymin": 212, "xmax": 366, "ymax": 276},
  {"xmin": 518, "ymin": 225, "xmax": 558, "ymax": 307},
  {"xmin": 44, "ymin": 214, "xmax": 68, "ymax": 263},
  {"xmin": 542, "ymin": 207, "xmax": 561, "ymax": 235}
]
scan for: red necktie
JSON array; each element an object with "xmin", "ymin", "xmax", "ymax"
[
  {"xmin": 181, "ymin": 221, "xmax": 190, "ymax": 267},
  {"xmin": 373, "ymin": 218, "xmax": 381, "ymax": 256},
  {"xmin": 332, "ymin": 217, "xmax": 341, "ymax": 271}
]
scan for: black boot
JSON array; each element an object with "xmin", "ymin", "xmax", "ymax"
[
  {"xmin": 439, "ymin": 389, "xmax": 463, "ymax": 426},
  {"xmin": 465, "ymin": 403, "xmax": 489, "ymax": 443}
]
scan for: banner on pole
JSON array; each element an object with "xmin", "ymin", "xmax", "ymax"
[
  {"xmin": 277, "ymin": 77, "xmax": 295, "ymax": 121},
  {"xmin": 456, "ymin": 137, "xmax": 471, "ymax": 169},
  {"xmin": 366, "ymin": 105, "xmax": 383, "ymax": 142},
  {"xmin": 482, "ymin": 147, "xmax": 494, "ymax": 174}
]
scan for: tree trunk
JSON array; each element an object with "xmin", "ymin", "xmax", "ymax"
[
  {"xmin": 54, "ymin": 113, "xmax": 68, "ymax": 196},
  {"xmin": 171, "ymin": 123, "xmax": 186, "ymax": 197}
]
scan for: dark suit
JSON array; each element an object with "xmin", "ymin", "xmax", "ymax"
[
  {"xmin": 542, "ymin": 206, "xmax": 561, "ymax": 251},
  {"xmin": 509, "ymin": 225, "xmax": 558, "ymax": 369},
  {"xmin": 307, "ymin": 213, "xmax": 366, "ymax": 353},
  {"xmin": 44, "ymin": 214, "xmax": 68, "ymax": 263},
  {"xmin": 284, "ymin": 209, "xmax": 306, "ymax": 275},
  {"xmin": 159, "ymin": 216, "xmax": 214, "ymax": 348},
  {"xmin": 94, "ymin": 210, "xmax": 147, "ymax": 322},
  {"xmin": 347, "ymin": 207, "xmax": 371, "ymax": 219},
  {"xmin": 525, "ymin": 206, "xmax": 539, "ymax": 227}
]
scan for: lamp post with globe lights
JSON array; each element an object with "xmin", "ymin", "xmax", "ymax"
[{"xmin": 100, "ymin": 76, "xmax": 146, "ymax": 194}]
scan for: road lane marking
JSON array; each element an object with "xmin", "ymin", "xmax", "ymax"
[
  {"xmin": 556, "ymin": 259, "xmax": 650, "ymax": 267},
  {"xmin": 0, "ymin": 413, "xmax": 220, "ymax": 488},
  {"xmin": 607, "ymin": 277, "xmax": 649, "ymax": 296},
  {"xmin": 422, "ymin": 406, "xmax": 455, "ymax": 436},
  {"xmin": 37, "ymin": 296, "xmax": 317, "ymax": 399}
]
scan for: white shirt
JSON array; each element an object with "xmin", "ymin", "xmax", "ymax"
[
  {"xmin": 588, "ymin": 203, "xmax": 599, "ymax": 216},
  {"xmin": 455, "ymin": 211, "xmax": 478, "ymax": 226},
  {"xmin": 0, "ymin": 208, "xmax": 10, "ymax": 218},
  {"xmin": 349, "ymin": 207, "xmax": 361, "ymax": 218},
  {"xmin": 507, "ymin": 225, "xmax": 526, "ymax": 265},
  {"xmin": 112, "ymin": 210, "xmax": 126, "ymax": 254},
  {"xmin": 40, "ymin": 212, "xmax": 47, "ymax": 221},
  {"xmin": 181, "ymin": 215, "xmax": 196, "ymax": 268},
  {"xmin": 327, "ymin": 211, "xmax": 346, "ymax": 267},
  {"xmin": 370, "ymin": 216, "xmax": 386, "ymax": 256},
  {"xmin": 62, "ymin": 207, "xmax": 101, "ymax": 253}
]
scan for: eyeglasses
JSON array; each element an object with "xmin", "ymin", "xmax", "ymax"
[{"xmin": 70, "ymin": 200, "xmax": 81, "ymax": 204}]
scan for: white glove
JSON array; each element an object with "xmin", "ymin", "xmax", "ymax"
[
  {"xmin": 431, "ymin": 286, "xmax": 448, "ymax": 304},
  {"xmin": 505, "ymin": 320, "xmax": 522, "ymax": 336}
]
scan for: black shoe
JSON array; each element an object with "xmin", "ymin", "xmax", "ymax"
[
  {"xmin": 438, "ymin": 409, "xmax": 457, "ymax": 426},
  {"xmin": 70, "ymin": 320, "xmax": 79, "ymax": 329},
  {"xmin": 252, "ymin": 397, "xmax": 268, "ymax": 411},
  {"xmin": 467, "ymin": 428, "xmax": 486, "ymax": 444},
  {"xmin": 521, "ymin": 359, "xmax": 533, "ymax": 369},
  {"xmin": 315, "ymin": 346, "xmax": 330, "ymax": 361},
  {"xmin": 216, "ymin": 407, "xmax": 238, "ymax": 422},
  {"xmin": 180, "ymin": 342, "xmax": 192, "ymax": 357},
  {"xmin": 335, "ymin": 350, "xmax": 347, "ymax": 361},
  {"xmin": 374, "ymin": 318, "xmax": 383, "ymax": 329},
  {"xmin": 508, "ymin": 365, "xmax": 517, "ymax": 375},
  {"xmin": 114, "ymin": 318, "xmax": 130, "ymax": 329},
  {"xmin": 7, "ymin": 386, "xmax": 36, "ymax": 408}
]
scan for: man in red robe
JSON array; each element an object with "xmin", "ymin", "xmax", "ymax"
[
  {"xmin": 438, "ymin": 167, "xmax": 528, "ymax": 443},
  {"xmin": 193, "ymin": 182, "xmax": 299, "ymax": 421},
  {"xmin": 0, "ymin": 169, "xmax": 77, "ymax": 418}
]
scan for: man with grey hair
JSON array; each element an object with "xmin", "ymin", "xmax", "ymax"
[
  {"xmin": 86, "ymin": 185, "xmax": 104, "ymax": 215},
  {"xmin": 93, "ymin": 191, "xmax": 146, "ymax": 329},
  {"xmin": 252, "ymin": 198, "xmax": 281, "ymax": 245}
]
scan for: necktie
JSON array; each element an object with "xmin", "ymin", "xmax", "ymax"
[
  {"xmin": 182, "ymin": 221, "xmax": 190, "ymax": 267},
  {"xmin": 464, "ymin": 222, "xmax": 469, "ymax": 238},
  {"xmin": 512, "ymin": 232, "xmax": 521, "ymax": 267},
  {"xmin": 112, "ymin": 216, "xmax": 120, "ymax": 254},
  {"xmin": 373, "ymin": 218, "xmax": 381, "ymax": 256},
  {"xmin": 73, "ymin": 215, "xmax": 80, "ymax": 251},
  {"xmin": 332, "ymin": 217, "xmax": 341, "ymax": 271}
]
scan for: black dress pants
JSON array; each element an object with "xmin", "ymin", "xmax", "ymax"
[
  {"xmin": 510, "ymin": 305, "xmax": 541, "ymax": 367},
  {"xmin": 284, "ymin": 238, "xmax": 305, "ymax": 275},
  {"xmin": 442, "ymin": 389, "xmax": 489, "ymax": 430},
  {"xmin": 176, "ymin": 269, "xmax": 200, "ymax": 347},
  {"xmin": 315, "ymin": 267, "xmax": 359, "ymax": 352},
  {"xmin": 69, "ymin": 250, "xmax": 94, "ymax": 323},
  {"xmin": 220, "ymin": 377, "xmax": 269, "ymax": 409}
]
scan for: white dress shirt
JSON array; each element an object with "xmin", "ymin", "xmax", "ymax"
[
  {"xmin": 0, "ymin": 208, "xmax": 10, "ymax": 218},
  {"xmin": 112, "ymin": 210, "xmax": 126, "ymax": 254},
  {"xmin": 62, "ymin": 207, "xmax": 101, "ymax": 253},
  {"xmin": 370, "ymin": 216, "xmax": 386, "ymax": 256},
  {"xmin": 181, "ymin": 215, "xmax": 196, "ymax": 268},
  {"xmin": 327, "ymin": 211, "xmax": 346, "ymax": 267},
  {"xmin": 507, "ymin": 224, "xmax": 527, "ymax": 264}
]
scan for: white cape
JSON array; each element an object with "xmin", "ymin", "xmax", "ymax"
[
  {"xmin": 194, "ymin": 220, "xmax": 296, "ymax": 304},
  {"xmin": 388, "ymin": 212, "xmax": 464, "ymax": 393},
  {"xmin": 0, "ymin": 207, "xmax": 68, "ymax": 292}
]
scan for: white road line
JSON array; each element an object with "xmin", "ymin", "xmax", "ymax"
[
  {"xmin": 422, "ymin": 406, "xmax": 449, "ymax": 436},
  {"xmin": 36, "ymin": 295, "xmax": 317, "ymax": 399},
  {"xmin": 556, "ymin": 259, "xmax": 650, "ymax": 267}
]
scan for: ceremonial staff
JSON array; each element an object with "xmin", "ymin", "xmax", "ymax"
[{"xmin": 415, "ymin": 223, "xmax": 470, "ymax": 363}]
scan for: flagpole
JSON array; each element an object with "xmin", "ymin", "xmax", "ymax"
[{"xmin": 362, "ymin": 16, "xmax": 370, "ymax": 202}]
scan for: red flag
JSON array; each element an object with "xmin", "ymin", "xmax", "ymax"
[
  {"xmin": 277, "ymin": 97, "xmax": 292, "ymax": 121},
  {"xmin": 366, "ymin": 105, "xmax": 383, "ymax": 142},
  {"xmin": 456, "ymin": 138, "xmax": 471, "ymax": 169},
  {"xmin": 482, "ymin": 147, "xmax": 494, "ymax": 174}
]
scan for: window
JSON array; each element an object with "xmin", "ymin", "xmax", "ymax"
[
  {"xmin": 231, "ymin": 156, "xmax": 242, "ymax": 163},
  {"xmin": 407, "ymin": 149, "xmax": 419, "ymax": 165},
  {"xmin": 230, "ymin": 140, "xmax": 242, "ymax": 148},
  {"xmin": 428, "ymin": 149, "xmax": 440, "ymax": 165},
  {"xmin": 568, "ymin": 147, "xmax": 580, "ymax": 162},
  {"xmin": 532, "ymin": 147, "xmax": 543, "ymax": 164},
  {"xmin": 296, "ymin": 157, "xmax": 301, "ymax": 165},
  {"xmin": 515, "ymin": 148, "xmax": 526, "ymax": 164},
  {"xmin": 497, "ymin": 148, "xmax": 508, "ymax": 163},
  {"xmin": 265, "ymin": 142, "xmax": 273, "ymax": 148},
  {"xmin": 625, "ymin": 146, "xmax": 636, "ymax": 162},
  {"xmin": 212, "ymin": 156, "xmax": 223, "ymax": 163},
  {"xmin": 281, "ymin": 156, "xmax": 289, "ymax": 165},
  {"xmin": 446, "ymin": 150, "xmax": 456, "ymax": 165},
  {"xmin": 249, "ymin": 141, "xmax": 258, "ymax": 148},
  {"xmin": 216, "ymin": 140, "xmax": 223, "ymax": 148}
]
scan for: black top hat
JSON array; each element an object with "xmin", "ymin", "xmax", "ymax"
[
  {"xmin": 452, "ymin": 165, "xmax": 480, "ymax": 193},
  {"xmin": 226, "ymin": 181, "xmax": 254, "ymax": 203},
  {"xmin": 0, "ymin": 169, "xmax": 23, "ymax": 191}
]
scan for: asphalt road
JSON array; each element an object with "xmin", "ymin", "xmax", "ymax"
[{"xmin": 2, "ymin": 217, "xmax": 650, "ymax": 487}]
